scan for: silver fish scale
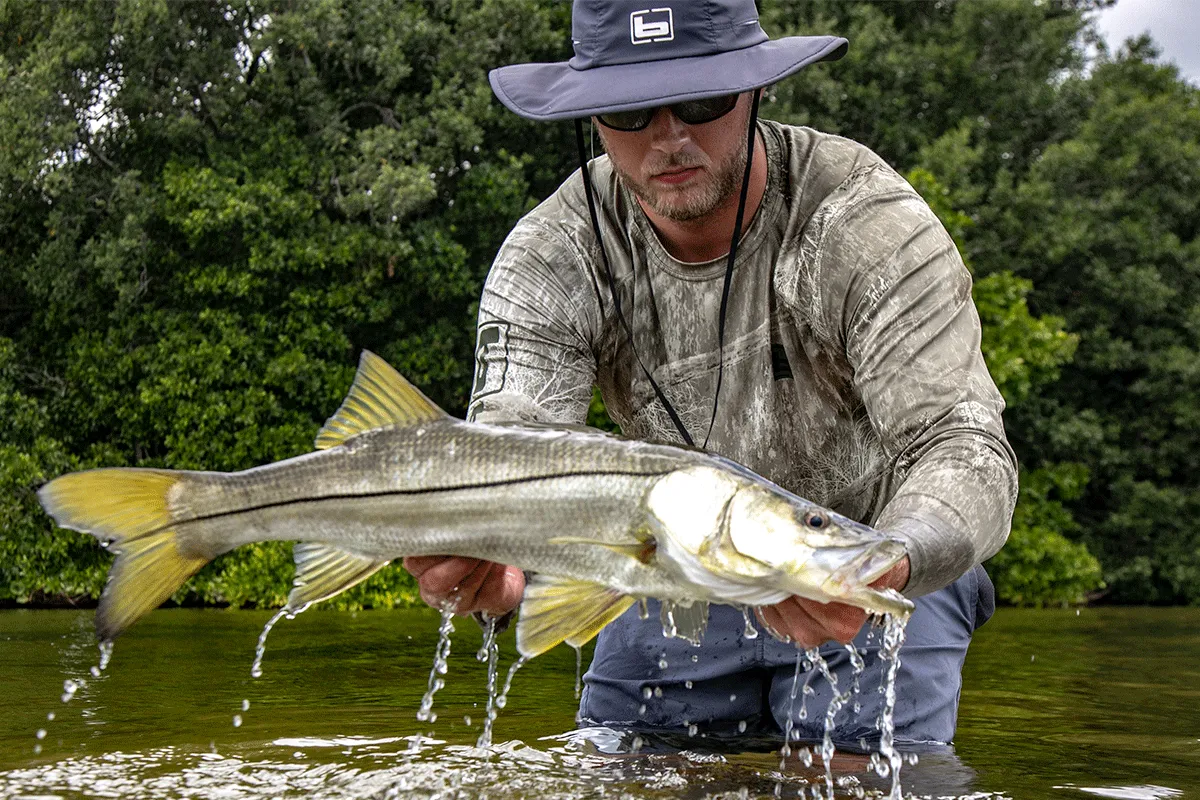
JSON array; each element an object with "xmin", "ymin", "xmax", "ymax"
[{"xmin": 173, "ymin": 420, "xmax": 715, "ymax": 598}]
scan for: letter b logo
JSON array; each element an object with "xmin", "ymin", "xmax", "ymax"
[{"xmin": 630, "ymin": 8, "xmax": 674, "ymax": 45}]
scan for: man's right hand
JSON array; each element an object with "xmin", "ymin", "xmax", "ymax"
[{"xmin": 402, "ymin": 556, "xmax": 525, "ymax": 617}]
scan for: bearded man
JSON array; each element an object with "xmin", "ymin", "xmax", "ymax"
[{"xmin": 405, "ymin": 0, "xmax": 1016, "ymax": 748}]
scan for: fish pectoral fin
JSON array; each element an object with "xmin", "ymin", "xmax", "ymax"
[
  {"xmin": 288, "ymin": 544, "xmax": 390, "ymax": 609},
  {"xmin": 547, "ymin": 535, "xmax": 657, "ymax": 565},
  {"xmin": 314, "ymin": 350, "xmax": 449, "ymax": 450},
  {"xmin": 516, "ymin": 575, "xmax": 636, "ymax": 658}
]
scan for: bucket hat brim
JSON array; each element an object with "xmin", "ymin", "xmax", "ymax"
[{"xmin": 489, "ymin": 35, "xmax": 847, "ymax": 122}]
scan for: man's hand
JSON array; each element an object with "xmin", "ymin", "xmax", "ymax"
[
  {"xmin": 402, "ymin": 556, "xmax": 525, "ymax": 617},
  {"xmin": 755, "ymin": 555, "xmax": 910, "ymax": 649}
]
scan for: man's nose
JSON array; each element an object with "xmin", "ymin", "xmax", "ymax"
[{"xmin": 646, "ymin": 107, "xmax": 691, "ymax": 151}]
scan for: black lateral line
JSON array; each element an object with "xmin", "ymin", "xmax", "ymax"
[{"xmin": 134, "ymin": 468, "xmax": 672, "ymax": 541}]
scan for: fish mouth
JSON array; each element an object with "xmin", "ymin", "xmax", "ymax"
[{"xmin": 823, "ymin": 537, "xmax": 908, "ymax": 593}]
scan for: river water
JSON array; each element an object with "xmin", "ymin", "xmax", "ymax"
[{"xmin": 0, "ymin": 606, "xmax": 1196, "ymax": 799}]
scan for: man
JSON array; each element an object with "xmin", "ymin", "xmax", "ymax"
[{"xmin": 405, "ymin": 0, "xmax": 1016, "ymax": 747}]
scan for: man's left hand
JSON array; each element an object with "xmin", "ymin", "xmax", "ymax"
[{"xmin": 755, "ymin": 556, "xmax": 910, "ymax": 649}]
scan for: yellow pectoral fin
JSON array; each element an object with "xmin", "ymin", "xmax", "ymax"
[
  {"xmin": 516, "ymin": 575, "xmax": 636, "ymax": 658},
  {"xmin": 547, "ymin": 536, "xmax": 657, "ymax": 564},
  {"xmin": 288, "ymin": 543, "xmax": 390, "ymax": 610}
]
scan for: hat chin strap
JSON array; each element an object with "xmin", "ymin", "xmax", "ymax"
[{"xmin": 573, "ymin": 90, "xmax": 762, "ymax": 451}]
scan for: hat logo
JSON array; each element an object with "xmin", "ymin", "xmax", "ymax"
[{"xmin": 630, "ymin": 7, "xmax": 674, "ymax": 45}]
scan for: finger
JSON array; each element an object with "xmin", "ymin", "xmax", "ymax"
[
  {"xmin": 446, "ymin": 559, "xmax": 495, "ymax": 613},
  {"xmin": 759, "ymin": 600, "xmax": 826, "ymax": 649},
  {"xmin": 403, "ymin": 555, "xmax": 463, "ymax": 580},
  {"xmin": 475, "ymin": 565, "xmax": 525, "ymax": 617},
  {"xmin": 411, "ymin": 558, "xmax": 484, "ymax": 605},
  {"xmin": 798, "ymin": 598, "xmax": 867, "ymax": 644}
]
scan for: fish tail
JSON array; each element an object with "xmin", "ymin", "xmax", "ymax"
[{"xmin": 38, "ymin": 468, "xmax": 210, "ymax": 642}]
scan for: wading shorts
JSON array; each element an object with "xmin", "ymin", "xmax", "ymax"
[{"xmin": 579, "ymin": 565, "xmax": 993, "ymax": 746}]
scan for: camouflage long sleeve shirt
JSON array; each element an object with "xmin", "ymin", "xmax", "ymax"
[{"xmin": 468, "ymin": 120, "xmax": 1017, "ymax": 598}]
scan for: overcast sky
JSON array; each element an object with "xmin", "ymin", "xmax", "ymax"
[{"xmin": 1093, "ymin": 0, "xmax": 1199, "ymax": 84}]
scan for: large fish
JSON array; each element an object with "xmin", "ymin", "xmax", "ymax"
[{"xmin": 38, "ymin": 351, "xmax": 913, "ymax": 658}]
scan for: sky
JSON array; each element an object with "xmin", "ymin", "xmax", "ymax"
[{"xmin": 1093, "ymin": 0, "xmax": 1200, "ymax": 84}]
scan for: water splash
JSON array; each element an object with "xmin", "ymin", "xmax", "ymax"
[
  {"xmin": 416, "ymin": 602, "xmax": 457, "ymax": 723},
  {"xmin": 97, "ymin": 640, "xmax": 113, "ymax": 671},
  {"xmin": 61, "ymin": 679, "xmax": 80, "ymax": 703},
  {"xmin": 873, "ymin": 614, "xmax": 909, "ymax": 800}
]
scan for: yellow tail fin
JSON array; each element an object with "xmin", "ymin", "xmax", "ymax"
[{"xmin": 38, "ymin": 469, "xmax": 210, "ymax": 642}]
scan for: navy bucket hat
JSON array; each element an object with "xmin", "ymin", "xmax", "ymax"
[{"xmin": 489, "ymin": 0, "xmax": 848, "ymax": 121}]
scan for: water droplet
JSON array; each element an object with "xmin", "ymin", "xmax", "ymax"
[
  {"xmin": 464, "ymin": 715, "xmax": 472, "ymax": 726},
  {"xmin": 46, "ymin": 713, "xmax": 55, "ymax": 721},
  {"xmin": 1076, "ymin": 609, "xmax": 1081, "ymax": 616},
  {"xmin": 737, "ymin": 720, "xmax": 747, "ymax": 733},
  {"xmin": 1031, "ymin": 654, "xmax": 1036, "ymax": 662},
  {"xmin": 638, "ymin": 704, "xmax": 647, "ymax": 715},
  {"xmin": 657, "ymin": 655, "xmax": 668, "ymax": 669},
  {"xmin": 89, "ymin": 666, "xmax": 100, "ymax": 678},
  {"xmin": 232, "ymin": 715, "xmax": 242, "ymax": 728},
  {"xmin": 690, "ymin": 654, "xmax": 698, "ymax": 663},
  {"xmin": 35, "ymin": 729, "xmax": 46, "ymax": 740},
  {"xmin": 241, "ymin": 699, "xmax": 250, "ymax": 711},
  {"xmin": 741, "ymin": 607, "xmax": 758, "ymax": 639},
  {"xmin": 642, "ymin": 686, "xmax": 653, "ymax": 699},
  {"xmin": 729, "ymin": 693, "xmax": 737, "ymax": 702},
  {"xmin": 687, "ymin": 723, "xmax": 698, "ymax": 736},
  {"xmin": 653, "ymin": 686, "xmax": 663, "ymax": 698},
  {"xmin": 685, "ymin": 680, "xmax": 693, "ymax": 689},
  {"xmin": 630, "ymin": 735, "xmax": 644, "ymax": 753},
  {"xmin": 33, "ymin": 745, "xmax": 41, "ymax": 755},
  {"xmin": 61, "ymin": 679, "xmax": 79, "ymax": 703}
]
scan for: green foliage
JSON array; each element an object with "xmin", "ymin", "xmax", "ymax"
[
  {"xmin": 908, "ymin": 169, "xmax": 1099, "ymax": 605},
  {"xmin": 986, "ymin": 464, "xmax": 1104, "ymax": 607},
  {"xmin": 2, "ymin": 0, "xmax": 1194, "ymax": 609},
  {"xmin": 0, "ymin": 0, "xmax": 571, "ymax": 609}
]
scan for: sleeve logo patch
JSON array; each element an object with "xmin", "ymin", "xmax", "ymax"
[{"xmin": 472, "ymin": 321, "xmax": 511, "ymax": 400}]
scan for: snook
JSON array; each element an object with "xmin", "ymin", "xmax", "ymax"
[{"xmin": 39, "ymin": 352, "xmax": 913, "ymax": 658}]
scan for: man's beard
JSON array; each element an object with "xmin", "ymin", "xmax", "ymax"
[{"xmin": 613, "ymin": 143, "xmax": 746, "ymax": 223}]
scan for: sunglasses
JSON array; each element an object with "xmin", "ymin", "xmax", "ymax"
[{"xmin": 595, "ymin": 93, "xmax": 740, "ymax": 132}]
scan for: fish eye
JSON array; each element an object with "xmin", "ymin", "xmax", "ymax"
[{"xmin": 804, "ymin": 512, "xmax": 827, "ymax": 529}]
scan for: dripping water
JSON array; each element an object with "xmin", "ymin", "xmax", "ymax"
[
  {"xmin": 741, "ymin": 606, "xmax": 759, "ymax": 639},
  {"xmin": 494, "ymin": 655, "xmax": 528, "ymax": 713},
  {"xmin": 872, "ymin": 614, "xmax": 909, "ymax": 800},
  {"xmin": 475, "ymin": 615, "xmax": 500, "ymax": 749},
  {"xmin": 251, "ymin": 603, "xmax": 310, "ymax": 679},
  {"xmin": 416, "ymin": 602, "xmax": 457, "ymax": 723}
]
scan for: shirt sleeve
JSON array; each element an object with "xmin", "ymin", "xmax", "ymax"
[
  {"xmin": 467, "ymin": 217, "xmax": 599, "ymax": 426},
  {"xmin": 821, "ymin": 184, "xmax": 1019, "ymax": 598}
]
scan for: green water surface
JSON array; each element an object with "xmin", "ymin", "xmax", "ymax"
[{"xmin": 0, "ymin": 606, "xmax": 1196, "ymax": 799}]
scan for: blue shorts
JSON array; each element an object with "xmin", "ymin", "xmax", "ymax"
[{"xmin": 579, "ymin": 565, "xmax": 993, "ymax": 747}]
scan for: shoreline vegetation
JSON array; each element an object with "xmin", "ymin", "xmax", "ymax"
[{"xmin": 3, "ymin": 1, "xmax": 1197, "ymax": 610}]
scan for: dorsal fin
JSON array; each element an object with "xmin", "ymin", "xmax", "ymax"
[{"xmin": 315, "ymin": 350, "xmax": 449, "ymax": 449}]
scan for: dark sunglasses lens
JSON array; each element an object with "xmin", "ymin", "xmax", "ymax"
[
  {"xmin": 597, "ymin": 109, "xmax": 654, "ymax": 131},
  {"xmin": 673, "ymin": 94, "xmax": 739, "ymax": 125}
]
